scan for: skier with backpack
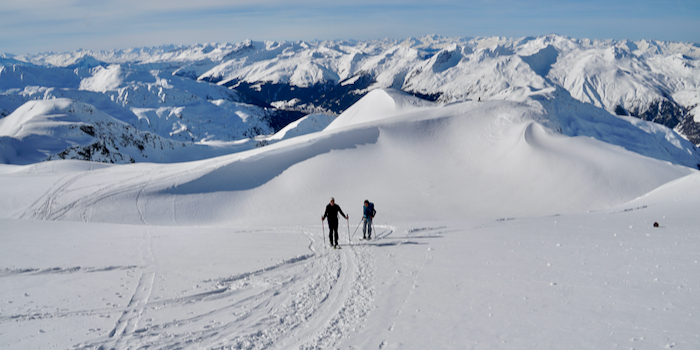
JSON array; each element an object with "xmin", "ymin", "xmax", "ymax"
[
  {"xmin": 362, "ymin": 200, "xmax": 376, "ymax": 240},
  {"xmin": 322, "ymin": 197, "xmax": 348, "ymax": 249}
]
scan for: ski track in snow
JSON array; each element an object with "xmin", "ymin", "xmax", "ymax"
[
  {"xmin": 19, "ymin": 170, "xmax": 146, "ymax": 222},
  {"xmin": 18, "ymin": 164, "xmax": 199, "ymax": 223},
  {"xmin": 103, "ymin": 228, "xmax": 157, "ymax": 350},
  {"xmin": 21, "ymin": 171, "xmax": 89, "ymax": 221},
  {"xmin": 67, "ymin": 225, "xmax": 385, "ymax": 350}
]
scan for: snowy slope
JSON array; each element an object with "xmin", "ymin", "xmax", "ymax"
[
  {"xmin": 0, "ymin": 89, "xmax": 693, "ymax": 225},
  {"xmin": 1, "ymin": 86, "xmax": 699, "ymax": 350}
]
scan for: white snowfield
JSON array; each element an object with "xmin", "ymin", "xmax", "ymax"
[{"xmin": 1, "ymin": 90, "xmax": 699, "ymax": 349}]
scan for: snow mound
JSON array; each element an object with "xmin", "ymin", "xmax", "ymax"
[{"xmin": 325, "ymin": 88, "xmax": 433, "ymax": 131}]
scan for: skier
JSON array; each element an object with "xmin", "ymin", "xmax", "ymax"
[
  {"xmin": 322, "ymin": 197, "xmax": 348, "ymax": 248},
  {"xmin": 362, "ymin": 200, "xmax": 376, "ymax": 240}
]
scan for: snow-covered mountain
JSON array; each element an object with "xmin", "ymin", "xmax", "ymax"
[
  {"xmin": 195, "ymin": 35, "xmax": 700, "ymax": 143},
  {"xmin": 1, "ymin": 34, "xmax": 700, "ymax": 165},
  {"xmin": 0, "ymin": 52, "xmax": 315, "ymax": 164}
]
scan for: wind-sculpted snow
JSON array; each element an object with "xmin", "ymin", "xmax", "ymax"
[
  {"xmin": 526, "ymin": 86, "xmax": 700, "ymax": 169},
  {"xmin": 168, "ymin": 126, "xmax": 380, "ymax": 194}
]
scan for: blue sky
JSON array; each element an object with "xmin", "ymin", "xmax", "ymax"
[{"xmin": 2, "ymin": 0, "xmax": 699, "ymax": 55}]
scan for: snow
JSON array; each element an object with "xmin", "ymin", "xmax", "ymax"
[
  {"xmin": 325, "ymin": 89, "xmax": 433, "ymax": 131},
  {"xmin": 1, "ymin": 88, "xmax": 699, "ymax": 349},
  {"xmin": 79, "ymin": 65, "xmax": 124, "ymax": 93},
  {"xmin": 265, "ymin": 113, "xmax": 336, "ymax": 141}
]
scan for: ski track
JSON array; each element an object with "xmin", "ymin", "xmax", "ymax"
[
  {"xmin": 21, "ymin": 170, "xmax": 147, "ymax": 222},
  {"xmin": 65, "ymin": 170, "xmax": 163, "ymax": 223},
  {"xmin": 102, "ymin": 228, "xmax": 157, "ymax": 350},
  {"xmin": 0, "ymin": 224, "xmax": 453, "ymax": 349},
  {"xmin": 20, "ymin": 163, "xmax": 204, "ymax": 223},
  {"xmin": 20, "ymin": 171, "xmax": 88, "ymax": 221},
  {"xmin": 69, "ymin": 225, "xmax": 381, "ymax": 350},
  {"xmin": 135, "ymin": 181, "xmax": 150, "ymax": 225}
]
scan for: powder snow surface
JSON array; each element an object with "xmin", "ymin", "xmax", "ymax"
[{"xmin": 1, "ymin": 90, "xmax": 698, "ymax": 350}]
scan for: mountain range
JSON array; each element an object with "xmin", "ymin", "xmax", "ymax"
[{"xmin": 1, "ymin": 34, "xmax": 699, "ymax": 166}]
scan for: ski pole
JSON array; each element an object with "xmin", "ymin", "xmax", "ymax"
[
  {"xmin": 322, "ymin": 219, "xmax": 326, "ymax": 250},
  {"xmin": 351, "ymin": 218, "xmax": 363, "ymax": 240},
  {"xmin": 347, "ymin": 217, "xmax": 351, "ymax": 246}
]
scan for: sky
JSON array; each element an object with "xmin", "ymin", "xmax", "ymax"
[{"xmin": 1, "ymin": 0, "xmax": 699, "ymax": 55}]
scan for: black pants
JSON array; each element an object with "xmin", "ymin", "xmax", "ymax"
[{"xmin": 328, "ymin": 222, "xmax": 339, "ymax": 246}]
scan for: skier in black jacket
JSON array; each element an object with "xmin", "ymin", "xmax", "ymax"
[{"xmin": 322, "ymin": 197, "xmax": 348, "ymax": 248}]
